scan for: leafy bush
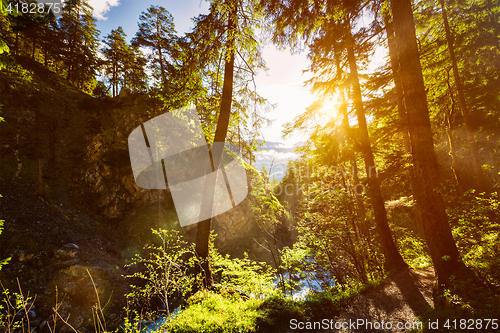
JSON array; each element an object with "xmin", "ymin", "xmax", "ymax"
[
  {"xmin": 447, "ymin": 191, "xmax": 500, "ymax": 284},
  {"xmin": 211, "ymin": 250, "xmax": 275, "ymax": 298},
  {"xmin": 256, "ymin": 293, "xmax": 304, "ymax": 329},
  {"xmin": 418, "ymin": 191, "xmax": 500, "ymax": 331},
  {"xmin": 420, "ymin": 275, "xmax": 500, "ymax": 332},
  {"xmin": 124, "ymin": 229, "xmax": 201, "ymax": 321},
  {"xmin": 166, "ymin": 290, "xmax": 265, "ymax": 333},
  {"xmin": 397, "ymin": 233, "xmax": 432, "ymax": 269},
  {"xmin": 0, "ymin": 282, "xmax": 36, "ymax": 332},
  {"xmin": 0, "ymin": 196, "xmax": 11, "ymax": 270}
]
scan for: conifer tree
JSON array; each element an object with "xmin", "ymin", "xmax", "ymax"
[
  {"xmin": 438, "ymin": 0, "xmax": 487, "ymax": 192},
  {"xmin": 261, "ymin": 0, "xmax": 407, "ymax": 271},
  {"xmin": 102, "ymin": 26, "xmax": 128, "ymax": 96},
  {"xmin": 59, "ymin": 0, "xmax": 99, "ymax": 91},
  {"xmin": 132, "ymin": 5, "xmax": 177, "ymax": 89},
  {"xmin": 189, "ymin": 0, "xmax": 269, "ymax": 287},
  {"xmin": 122, "ymin": 44, "xmax": 148, "ymax": 93},
  {"xmin": 390, "ymin": 0, "xmax": 461, "ymax": 287}
]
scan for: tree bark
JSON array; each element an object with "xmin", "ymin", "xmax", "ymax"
[
  {"xmin": 345, "ymin": 22, "xmax": 407, "ymax": 272},
  {"xmin": 334, "ymin": 43, "xmax": 369, "ymax": 241},
  {"xmin": 66, "ymin": 3, "xmax": 80, "ymax": 82},
  {"xmin": 445, "ymin": 69, "xmax": 466, "ymax": 193},
  {"xmin": 439, "ymin": 0, "xmax": 487, "ymax": 192},
  {"xmin": 195, "ymin": 1, "xmax": 237, "ymax": 288},
  {"xmin": 390, "ymin": 0, "xmax": 461, "ymax": 287},
  {"xmin": 384, "ymin": 11, "xmax": 426, "ymax": 239},
  {"xmin": 155, "ymin": 11, "xmax": 167, "ymax": 87}
]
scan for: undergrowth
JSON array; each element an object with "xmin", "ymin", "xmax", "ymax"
[
  {"xmin": 161, "ymin": 282, "xmax": 374, "ymax": 333},
  {"xmin": 414, "ymin": 191, "xmax": 500, "ymax": 332}
]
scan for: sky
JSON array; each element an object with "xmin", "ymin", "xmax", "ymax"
[{"xmin": 89, "ymin": 0, "xmax": 314, "ymax": 144}]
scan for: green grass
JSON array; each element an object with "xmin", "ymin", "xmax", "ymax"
[
  {"xmin": 158, "ymin": 282, "xmax": 374, "ymax": 333},
  {"xmin": 165, "ymin": 290, "xmax": 266, "ymax": 333}
]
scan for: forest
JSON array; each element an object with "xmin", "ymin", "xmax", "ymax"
[{"xmin": 0, "ymin": 0, "xmax": 499, "ymax": 332}]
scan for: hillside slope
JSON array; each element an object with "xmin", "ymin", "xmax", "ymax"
[{"xmin": 0, "ymin": 56, "xmax": 290, "ymax": 330}]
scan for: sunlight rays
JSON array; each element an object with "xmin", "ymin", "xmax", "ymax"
[{"xmin": 310, "ymin": 94, "xmax": 341, "ymax": 129}]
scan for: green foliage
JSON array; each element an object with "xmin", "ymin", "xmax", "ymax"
[
  {"xmin": 101, "ymin": 26, "xmax": 129, "ymax": 97},
  {"xmin": 0, "ymin": 0, "xmax": 11, "ymax": 70},
  {"xmin": 0, "ymin": 282, "xmax": 36, "ymax": 332},
  {"xmin": 164, "ymin": 287, "xmax": 364, "ymax": 333},
  {"xmin": 188, "ymin": 0, "xmax": 272, "ymax": 158},
  {"xmin": 413, "ymin": 0, "xmax": 500, "ymax": 189},
  {"xmin": 250, "ymin": 167, "xmax": 288, "ymax": 227},
  {"xmin": 58, "ymin": 0, "xmax": 100, "ymax": 91},
  {"xmin": 167, "ymin": 290, "xmax": 265, "ymax": 333},
  {"xmin": 256, "ymin": 293, "xmax": 304, "ymax": 328},
  {"xmin": 124, "ymin": 229, "xmax": 201, "ymax": 320},
  {"xmin": 120, "ymin": 309, "xmax": 152, "ymax": 333},
  {"xmin": 419, "ymin": 272, "xmax": 500, "ymax": 332},
  {"xmin": 416, "ymin": 191, "xmax": 500, "ymax": 331},
  {"xmin": 257, "ymin": 287, "xmax": 367, "ymax": 330},
  {"xmin": 447, "ymin": 191, "xmax": 500, "ymax": 283},
  {"xmin": 279, "ymin": 243, "xmax": 314, "ymax": 294},
  {"xmin": 396, "ymin": 233, "xmax": 433, "ymax": 269},
  {"xmin": 131, "ymin": 5, "xmax": 176, "ymax": 91},
  {"xmin": 0, "ymin": 39, "xmax": 8, "ymax": 71},
  {"xmin": 0, "ymin": 222, "xmax": 9, "ymax": 270},
  {"xmin": 0, "ymin": 195, "xmax": 10, "ymax": 270},
  {"xmin": 284, "ymin": 164, "xmax": 384, "ymax": 288},
  {"xmin": 302, "ymin": 288, "xmax": 360, "ymax": 320},
  {"xmin": 211, "ymin": 250, "xmax": 276, "ymax": 298},
  {"xmin": 93, "ymin": 81, "xmax": 110, "ymax": 99}
]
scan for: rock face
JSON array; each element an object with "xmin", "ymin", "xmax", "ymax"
[
  {"xmin": 80, "ymin": 112, "xmax": 162, "ymax": 220},
  {"xmin": 212, "ymin": 195, "xmax": 256, "ymax": 254},
  {"xmin": 210, "ymin": 169, "xmax": 292, "ymax": 264},
  {"xmin": 0, "ymin": 58, "xmax": 292, "ymax": 332},
  {"xmin": 74, "ymin": 95, "xmax": 291, "ymax": 262}
]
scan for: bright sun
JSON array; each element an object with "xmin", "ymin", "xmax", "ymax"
[
  {"xmin": 320, "ymin": 96, "xmax": 339, "ymax": 115},
  {"xmin": 315, "ymin": 94, "xmax": 340, "ymax": 127}
]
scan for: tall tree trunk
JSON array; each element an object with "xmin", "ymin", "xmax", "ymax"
[
  {"xmin": 384, "ymin": 11, "xmax": 425, "ymax": 239},
  {"xmin": 384, "ymin": 13, "xmax": 411, "ymax": 154},
  {"xmin": 345, "ymin": 22, "xmax": 407, "ymax": 272},
  {"xmin": 334, "ymin": 39, "xmax": 369, "ymax": 241},
  {"xmin": 156, "ymin": 12, "xmax": 167, "ymax": 88},
  {"xmin": 195, "ymin": 1, "xmax": 237, "ymax": 288},
  {"xmin": 67, "ymin": 4, "xmax": 79, "ymax": 82},
  {"xmin": 339, "ymin": 85, "xmax": 369, "ymax": 239},
  {"xmin": 445, "ymin": 69, "xmax": 465, "ymax": 193},
  {"xmin": 351, "ymin": 159, "xmax": 369, "ymax": 236},
  {"xmin": 31, "ymin": 38, "xmax": 35, "ymax": 59},
  {"xmin": 390, "ymin": 0, "xmax": 461, "ymax": 288},
  {"xmin": 113, "ymin": 50, "xmax": 117, "ymax": 97},
  {"xmin": 439, "ymin": 0, "xmax": 487, "ymax": 192},
  {"xmin": 445, "ymin": 112, "xmax": 464, "ymax": 193},
  {"xmin": 15, "ymin": 31, "xmax": 19, "ymax": 56},
  {"xmin": 44, "ymin": 42, "xmax": 48, "ymax": 68}
]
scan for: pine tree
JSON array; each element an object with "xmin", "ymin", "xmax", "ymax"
[
  {"xmin": 59, "ymin": 0, "xmax": 99, "ymax": 91},
  {"xmin": 122, "ymin": 44, "xmax": 148, "ymax": 93},
  {"xmin": 412, "ymin": 0, "xmax": 500, "ymax": 191},
  {"xmin": 438, "ymin": 0, "xmax": 487, "ymax": 192},
  {"xmin": 390, "ymin": 0, "xmax": 461, "ymax": 287},
  {"xmin": 102, "ymin": 26, "xmax": 128, "ymax": 96},
  {"xmin": 0, "ymin": 0, "xmax": 12, "ymax": 70},
  {"xmin": 261, "ymin": 0, "xmax": 407, "ymax": 272},
  {"xmin": 190, "ymin": 0, "xmax": 269, "ymax": 287},
  {"xmin": 132, "ymin": 5, "xmax": 177, "ymax": 89}
]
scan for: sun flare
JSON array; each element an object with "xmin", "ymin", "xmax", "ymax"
[
  {"xmin": 312, "ymin": 94, "xmax": 341, "ymax": 127},
  {"xmin": 320, "ymin": 96, "xmax": 339, "ymax": 115}
]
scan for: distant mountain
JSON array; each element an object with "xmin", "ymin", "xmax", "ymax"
[{"xmin": 251, "ymin": 141, "xmax": 304, "ymax": 181}]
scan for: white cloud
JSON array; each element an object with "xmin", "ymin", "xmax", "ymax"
[{"xmin": 87, "ymin": 0, "xmax": 120, "ymax": 20}]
